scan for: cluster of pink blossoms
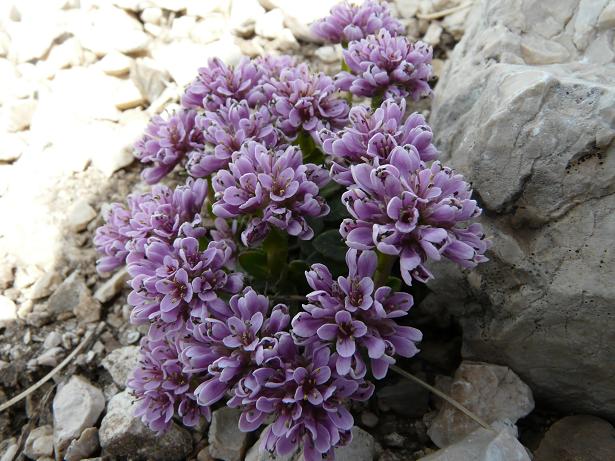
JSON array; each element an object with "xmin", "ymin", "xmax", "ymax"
[{"xmin": 94, "ymin": 2, "xmax": 490, "ymax": 460}]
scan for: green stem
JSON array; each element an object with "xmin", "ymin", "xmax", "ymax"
[
  {"xmin": 371, "ymin": 90, "xmax": 385, "ymax": 110},
  {"xmin": 263, "ymin": 227, "xmax": 288, "ymax": 283},
  {"xmin": 373, "ymin": 252, "xmax": 396, "ymax": 288}
]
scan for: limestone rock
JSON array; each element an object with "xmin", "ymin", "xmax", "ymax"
[
  {"xmin": 67, "ymin": 199, "xmax": 97, "ymax": 232},
  {"xmin": 0, "ymin": 438, "xmax": 18, "ymax": 461},
  {"xmin": 534, "ymin": 415, "xmax": 615, "ymax": 461},
  {"xmin": 65, "ymin": 427, "xmax": 100, "ymax": 461},
  {"xmin": 427, "ymin": 361, "xmax": 534, "ymax": 448},
  {"xmin": 258, "ymin": 0, "xmax": 339, "ymax": 42},
  {"xmin": 208, "ymin": 407, "xmax": 248, "ymax": 461},
  {"xmin": 99, "ymin": 390, "xmax": 192, "ymax": 461},
  {"xmin": 0, "ymin": 295, "xmax": 17, "ymax": 322},
  {"xmin": 24, "ymin": 425, "xmax": 54, "ymax": 459},
  {"xmin": 419, "ymin": 426, "xmax": 530, "ymax": 461},
  {"xmin": 94, "ymin": 267, "xmax": 129, "ymax": 302},
  {"xmin": 429, "ymin": 0, "xmax": 615, "ymax": 418},
  {"xmin": 101, "ymin": 345, "xmax": 140, "ymax": 388},
  {"xmin": 255, "ymin": 9, "xmax": 286, "ymax": 39},
  {"xmin": 48, "ymin": 272, "xmax": 101, "ymax": 322},
  {"xmin": 334, "ymin": 426, "xmax": 377, "ymax": 461},
  {"xmin": 245, "ymin": 427, "xmax": 297, "ymax": 461},
  {"xmin": 53, "ymin": 375, "xmax": 105, "ymax": 455},
  {"xmin": 0, "ymin": 132, "xmax": 27, "ymax": 163},
  {"xmin": 230, "ymin": 0, "xmax": 265, "ymax": 35},
  {"xmin": 130, "ymin": 57, "xmax": 170, "ymax": 103},
  {"xmin": 1, "ymin": 98, "xmax": 37, "ymax": 132},
  {"xmin": 97, "ymin": 51, "xmax": 133, "ymax": 76}
]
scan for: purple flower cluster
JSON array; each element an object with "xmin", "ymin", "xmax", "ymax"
[
  {"xmin": 340, "ymin": 149, "xmax": 490, "ymax": 285},
  {"xmin": 94, "ymin": 2, "xmax": 492, "ymax": 460},
  {"xmin": 320, "ymin": 98, "xmax": 438, "ymax": 185},
  {"xmin": 293, "ymin": 249, "xmax": 422, "ymax": 379},
  {"xmin": 337, "ymin": 30, "xmax": 433, "ymax": 102},
  {"xmin": 312, "ymin": 0, "xmax": 404, "ymax": 44},
  {"xmin": 94, "ymin": 178, "xmax": 207, "ymax": 274},
  {"xmin": 129, "ymin": 330, "xmax": 210, "ymax": 433},
  {"xmin": 212, "ymin": 142, "xmax": 330, "ymax": 246},
  {"xmin": 187, "ymin": 100, "xmax": 280, "ymax": 178},
  {"xmin": 263, "ymin": 64, "xmax": 350, "ymax": 139}
]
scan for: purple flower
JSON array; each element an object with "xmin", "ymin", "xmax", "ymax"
[
  {"xmin": 182, "ymin": 57, "xmax": 263, "ymax": 111},
  {"xmin": 312, "ymin": 0, "xmax": 404, "ymax": 44},
  {"xmin": 187, "ymin": 100, "xmax": 281, "ymax": 178},
  {"xmin": 340, "ymin": 148, "xmax": 490, "ymax": 285},
  {"xmin": 264, "ymin": 64, "xmax": 349, "ymax": 138},
  {"xmin": 320, "ymin": 98, "xmax": 438, "ymax": 185},
  {"xmin": 134, "ymin": 109, "xmax": 204, "ymax": 184},
  {"xmin": 337, "ymin": 30, "xmax": 432, "ymax": 102},
  {"xmin": 212, "ymin": 142, "xmax": 330, "ymax": 246},
  {"xmin": 94, "ymin": 179, "xmax": 207, "ymax": 274},
  {"xmin": 292, "ymin": 248, "xmax": 422, "ymax": 379},
  {"xmin": 129, "ymin": 329, "xmax": 210, "ymax": 433}
]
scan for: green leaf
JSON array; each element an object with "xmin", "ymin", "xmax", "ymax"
[
  {"xmin": 325, "ymin": 196, "xmax": 350, "ymax": 222},
  {"xmin": 312, "ymin": 229, "xmax": 347, "ymax": 263},
  {"xmin": 238, "ymin": 249, "xmax": 269, "ymax": 279},
  {"xmin": 386, "ymin": 276, "xmax": 403, "ymax": 292}
]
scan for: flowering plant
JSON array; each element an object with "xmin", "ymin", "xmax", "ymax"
[{"xmin": 95, "ymin": 2, "xmax": 490, "ymax": 459}]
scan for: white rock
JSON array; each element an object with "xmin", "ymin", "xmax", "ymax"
[
  {"xmin": 113, "ymin": 78, "xmax": 146, "ymax": 110},
  {"xmin": 7, "ymin": 18, "xmax": 62, "ymax": 62},
  {"xmin": 255, "ymin": 8, "xmax": 286, "ymax": 39},
  {"xmin": 257, "ymin": 0, "xmax": 339, "ymax": 42},
  {"xmin": 94, "ymin": 267, "xmax": 130, "ymax": 302},
  {"xmin": 53, "ymin": 375, "xmax": 105, "ymax": 456},
  {"xmin": 40, "ymin": 38, "xmax": 84, "ymax": 76},
  {"xmin": 67, "ymin": 199, "xmax": 97, "ymax": 231},
  {"xmin": 0, "ymin": 296, "xmax": 16, "ymax": 322},
  {"xmin": 1, "ymin": 98, "xmax": 37, "ymax": 132},
  {"xmin": 170, "ymin": 15, "xmax": 198, "ymax": 39},
  {"xmin": 101, "ymin": 345, "xmax": 140, "ymax": 388},
  {"xmin": 427, "ymin": 362, "xmax": 534, "ymax": 448},
  {"xmin": 70, "ymin": 6, "xmax": 150, "ymax": 56},
  {"xmin": 598, "ymin": 2, "xmax": 615, "ymax": 29},
  {"xmin": 24, "ymin": 425, "xmax": 54, "ymax": 459},
  {"xmin": 47, "ymin": 272, "xmax": 101, "ymax": 322},
  {"xmin": 0, "ymin": 438, "xmax": 18, "ymax": 461},
  {"xmin": 395, "ymin": 0, "xmax": 420, "ymax": 18},
  {"xmin": 36, "ymin": 346, "xmax": 65, "ymax": 367},
  {"xmin": 334, "ymin": 426, "xmax": 377, "ymax": 461},
  {"xmin": 99, "ymin": 390, "xmax": 192, "ymax": 460},
  {"xmin": 0, "ymin": 132, "xmax": 26, "ymax": 163},
  {"xmin": 423, "ymin": 22, "xmax": 443, "ymax": 46},
  {"xmin": 97, "ymin": 51, "xmax": 133, "ymax": 76},
  {"xmin": 230, "ymin": 0, "xmax": 265, "ymax": 35},
  {"xmin": 130, "ymin": 57, "xmax": 170, "ymax": 103},
  {"xmin": 43, "ymin": 331, "xmax": 63, "ymax": 349},
  {"xmin": 187, "ymin": 0, "xmax": 230, "ymax": 17},
  {"xmin": 315, "ymin": 45, "xmax": 341, "ymax": 64},
  {"xmin": 151, "ymin": 37, "xmax": 242, "ymax": 87},
  {"xmin": 191, "ymin": 15, "xmax": 227, "ymax": 45},
  {"xmin": 65, "ymin": 427, "xmax": 99, "ymax": 461},
  {"xmin": 209, "ymin": 407, "xmax": 249, "ymax": 461},
  {"xmin": 419, "ymin": 426, "xmax": 530, "ymax": 461},
  {"xmin": 140, "ymin": 7, "xmax": 163, "ymax": 24}
]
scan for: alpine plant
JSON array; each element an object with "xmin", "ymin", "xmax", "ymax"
[{"xmin": 94, "ymin": 2, "xmax": 490, "ymax": 460}]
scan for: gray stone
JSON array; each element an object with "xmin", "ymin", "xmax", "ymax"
[
  {"xmin": 208, "ymin": 407, "xmax": 249, "ymax": 461},
  {"xmin": 0, "ymin": 438, "xmax": 18, "ymax": 461},
  {"xmin": 65, "ymin": 427, "xmax": 100, "ymax": 461},
  {"xmin": 53, "ymin": 375, "xmax": 105, "ymax": 456},
  {"xmin": 24, "ymin": 425, "xmax": 54, "ymax": 459},
  {"xmin": 101, "ymin": 345, "xmax": 140, "ymax": 388},
  {"xmin": 332, "ymin": 426, "xmax": 376, "ymax": 461},
  {"xmin": 534, "ymin": 415, "xmax": 615, "ymax": 461},
  {"xmin": 130, "ymin": 57, "xmax": 170, "ymax": 104},
  {"xmin": 43, "ymin": 331, "xmax": 62, "ymax": 349},
  {"xmin": 99, "ymin": 390, "xmax": 192, "ymax": 461},
  {"xmin": 419, "ymin": 426, "xmax": 530, "ymax": 461},
  {"xmin": 67, "ymin": 199, "xmax": 97, "ymax": 232},
  {"xmin": 48, "ymin": 272, "xmax": 100, "ymax": 322},
  {"xmin": 377, "ymin": 378, "xmax": 430, "ymax": 417},
  {"xmin": 427, "ymin": 361, "xmax": 534, "ymax": 448},
  {"xmin": 94, "ymin": 267, "xmax": 129, "ymax": 302},
  {"xmin": 429, "ymin": 0, "xmax": 615, "ymax": 418},
  {"xmin": 245, "ymin": 427, "xmax": 297, "ymax": 461}
]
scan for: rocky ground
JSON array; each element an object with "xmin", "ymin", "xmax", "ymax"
[{"xmin": 1, "ymin": 0, "xmax": 614, "ymax": 461}]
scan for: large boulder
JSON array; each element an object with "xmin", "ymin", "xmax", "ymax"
[{"xmin": 428, "ymin": 0, "xmax": 615, "ymax": 418}]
